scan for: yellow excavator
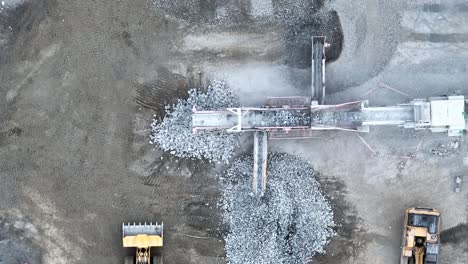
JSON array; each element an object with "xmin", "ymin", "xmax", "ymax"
[
  {"xmin": 400, "ymin": 208, "xmax": 441, "ymax": 264},
  {"xmin": 122, "ymin": 222, "xmax": 163, "ymax": 264}
]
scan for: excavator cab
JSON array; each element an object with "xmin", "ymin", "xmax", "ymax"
[
  {"xmin": 122, "ymin": 222, "xmax": 163, "ymax": 264},
  {"xmin": 400, "ymin": 208, "xmax": 440, "ymax": 264}
]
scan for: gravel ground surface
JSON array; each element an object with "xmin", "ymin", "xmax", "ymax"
[
  {"xmin": 221, "ymin": 154, "xmax": 335, "ymax": 264},
  {"xmin": 1, "ymin": 0, "xmax": 468, "ymax": 263},
  {"xmin": 150, "ymin": 80, "xmax": 240, "ymax": 162}
]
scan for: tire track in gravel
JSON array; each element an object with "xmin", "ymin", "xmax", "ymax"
[{"xmin": 1, "ymin": 0, "xmax": 226, "ymax": 263}]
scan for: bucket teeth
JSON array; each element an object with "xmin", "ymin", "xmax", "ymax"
[{"xmin": 122, "ymin": 222, "xmax": 164, "ymax": 237}]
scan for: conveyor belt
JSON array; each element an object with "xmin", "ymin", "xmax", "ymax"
[
  {"xmin": 362, "ymin": 106, "xmax": 414, "ymax": 125},
  {"xmin": 312, "ymin": 36, "xmax": 326, "ymax": 104},
  {"xmin": 253, "ymin": 131, "xmax": 268, "ymax": 196},
  {"xmin": 193, "ymin": 106, "xmax": 415, "ymax": 131},
  {"xmin": 192, "ymin": 108, "xmax": 311, "ymax": 132}
]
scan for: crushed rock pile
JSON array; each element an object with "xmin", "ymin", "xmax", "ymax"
[
  {"xmin": 0, "ymin": 219, "xmax": 41, "ymax": 264},
  {"xmin": 221, "ymin": 153, "xmax": 335, "ymax": 264},
  {"xmin": 150, "ymin": 80, "xmax": 240, "ymax": 162}
]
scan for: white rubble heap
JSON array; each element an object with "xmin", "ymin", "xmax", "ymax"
[
  {"xmin": 221, "ymin": 154, "xmax": 336, "ymax": 264},
  {"xmin": 150, "ymin": 80, "xmax": 240, "ymax": 162}
]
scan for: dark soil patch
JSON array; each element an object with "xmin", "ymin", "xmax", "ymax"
[
  {"xmin": 313, "ymin": 175, "xmax": 367, "ymax": 264},
  {"xmin": 281, "ymin": 9, "xmax": 343, "ymax": 68},
  {"xmin": 441, "ymin": 223, "xmax": 468, "ymax": 244}
]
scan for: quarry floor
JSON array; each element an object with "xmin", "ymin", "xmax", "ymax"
[{"xmin": 0, "ymin": 0, "xmax": 468, "ymax": 263}]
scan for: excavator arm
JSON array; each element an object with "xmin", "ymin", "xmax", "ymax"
[{"xmin": 415, "ymin": 246, "xmax": 424, "ymax": 264}]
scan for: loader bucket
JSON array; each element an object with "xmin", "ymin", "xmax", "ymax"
[{"xmin": 122, "ymin": 222, "xmax": 163, "ymax": 248}]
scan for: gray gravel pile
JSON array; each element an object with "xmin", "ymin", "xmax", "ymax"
[
  {"xmin": 221, "ymin": 153, "xmax": 335, "ymax": 264},
  {"xmin": 150, "ymin": 80, "xmax": 240, "ymax": 162},
  {"xmin": 0, "ymin": 219, "xmax": 41, "ymax": 264},
  {"xmin": 153, "ymin": 0, "xmax": 326, "ymax": 26}
]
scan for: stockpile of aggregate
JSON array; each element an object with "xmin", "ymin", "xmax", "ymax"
[
  {"xmin": 0, "ymin": 219, "xmax": 41, "ymax": 264},
  {"xmin": 221, "ymin": 153, "xmax": 335, "ymax": 264},
  {"xmin": 150, "ymin": 80, "xmax": 240, "ymax": 162}
]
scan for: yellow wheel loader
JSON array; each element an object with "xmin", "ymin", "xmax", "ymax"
[
  {"xmin": 122, "ymin": 222, "xmax": 163, "ymax": 264},
  {"xmin": 400, "ymin": 208, "xmax": 440, "ymax": 264}
]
